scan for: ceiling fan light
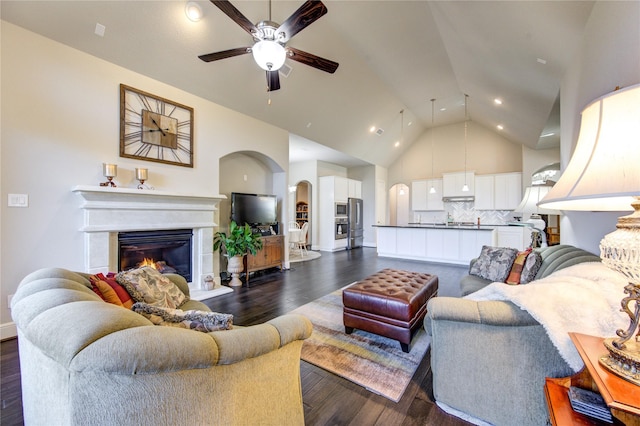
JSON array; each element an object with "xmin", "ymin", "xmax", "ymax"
[{"xmin": 252, "ymin": 40, "xmax": 286, "ymax": 71}]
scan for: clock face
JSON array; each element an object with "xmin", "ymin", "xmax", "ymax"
[{"xmin": 120, "ymin": 84, "xmax": 194, "ymax": 167}]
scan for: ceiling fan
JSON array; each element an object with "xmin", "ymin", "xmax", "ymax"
[{"xmin": 198, "ymin": 0, "xmax": 339, "ymax": 91}]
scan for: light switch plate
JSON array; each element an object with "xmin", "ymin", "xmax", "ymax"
[{"xmin": 8, "ymin": 194, "xmax": 28, "ymax": 207}]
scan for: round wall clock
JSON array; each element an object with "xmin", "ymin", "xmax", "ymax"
[{"xmin": 119, "ymin": 84, "xmax": 194, "ymax": 167}]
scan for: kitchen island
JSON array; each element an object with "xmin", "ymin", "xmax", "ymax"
[{"xmin": 374, "ymin": 224, "xmax": 524, "ymax": 265}]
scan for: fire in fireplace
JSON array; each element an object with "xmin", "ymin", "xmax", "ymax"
[{"xmin": 118, "ymin": 229, "xmax": 193, "ymax": 282}]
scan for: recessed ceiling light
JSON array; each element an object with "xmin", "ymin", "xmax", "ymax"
[
  {"xmin": 185, "ymin": 2, "xmax": 203, "ymax": 22},
  {"xmin": 369, "ymin": 126, "xmax": 376, "ymax": 133},
  {"xmin": 407, "ymin": 121, "xmax": 412, "ymax": 126},
  {"xmin": 497, "ymin": 124, "xmax": 504, "ymax": 130},
  {"xmin": 394, "ymin": 141, "xmax": 400, "ymax": 148},
  {"xmin": 494, "ymin": 98, "xmax": 503, "ymax": 105},
  {"xmin": 440, "ymin": 107, "xmax": 447, "ymax": 112},
  {"xmin": 537, "ymin": 58, "xmax": 547, "ymax": 65}
]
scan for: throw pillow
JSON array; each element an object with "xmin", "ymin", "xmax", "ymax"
[
  {"xmin": 505, "ymin": 248, "xmax": 533, "ymax": 285},
  {"xmin": 520, "ymin": 251, "xmax": 543, "ymax": 284},
  {"xmin": 92, "ymin": 279, "xmax": 124, "ymax": 307},
  {"xmin": 90, "ymin": 273, "xmax": 134, "ymax": 308},
  {"xmin": 469, "ymin": 245, "xmax": 519, "ymax": 282},
  {"xmin": 132, "ymin": 302, "xmax": 233, "ymax": 332},
  {"xmin": 116, "ymin": 266, "xmax": 187, "ymax": 309},
  {"xmin": 89, "ymin": 281, "xmax": 107, "ymax": 301}
]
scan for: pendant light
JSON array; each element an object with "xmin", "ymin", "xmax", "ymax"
[
  {"xmin": 399, "ymin": 109, "xmax": 406, "ymax": 195},
  {"xmin": 430, "ymin": 99, "xmax": 437, "ymax": 194},
  {"xmin": 462, "ymin": 94, "xmax": 470, "ymax": 192}
]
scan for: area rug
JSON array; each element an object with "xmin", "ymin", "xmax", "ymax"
[
  {"xmin": 290, "ymin": 289, "xmax": 430, "ymax": 402},
  {"xmin": 289, "ymin": 249, "xmax": 321, "ymax": 263}
]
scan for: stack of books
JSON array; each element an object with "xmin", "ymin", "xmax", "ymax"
[{"xmin": 568, "ymin": 386, "xmax": 613, "ymax": 423}]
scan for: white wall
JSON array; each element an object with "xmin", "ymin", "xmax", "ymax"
[
  {"xmin": 0, "ymin": 23, "xmax": 289, "ymax": 334},
  {"xmin": 389, "ymin": 121, "xmax": 523, "ymax": 188},
  {"xmin": 558, "ymin": 1, "xmax": 640, "ymax": 254}
]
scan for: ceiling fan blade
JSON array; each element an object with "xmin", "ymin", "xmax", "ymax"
[
  {"xmin": 287, "ymin": 47, "xmax": 339, "ymax": 74},
  {"xmin": 266, "ymin": 70, "xmax": 281, "ymax": 92},
  {"xmin": 198, "ymin": 47, "xmax": 251, "ymax": 62},
  {"xmin": 210, "ymin": 0, "xmax": 257, "ymax": 36},
  {"xmin": 275, "ymin": 0, "xmax": 328, "ymax": 42}
]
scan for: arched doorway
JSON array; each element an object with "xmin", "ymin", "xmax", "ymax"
[
  {"xmin": 389, "ymin": 183, "xmax": 410, "ymax": 226},
  {"xmin": 294, "ymin": 180, "xmax": 312, "ymax": 248}
]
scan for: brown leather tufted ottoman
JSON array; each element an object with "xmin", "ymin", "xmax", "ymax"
[{"xmin": 342, "ymin": 268, "xmax": 438, "ymax": 353}]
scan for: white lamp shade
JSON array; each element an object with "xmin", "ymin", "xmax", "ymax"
[
  {"xmin": 515, "ymin": 186, "xmax": 561, "ymax": 215},
  {"xmin": 538, "ymin": 84, "xmax": 640, "ymax": 211},
  {"xmin": 252, "ymin": 40, "xmax": 286, "ymax": 71}
]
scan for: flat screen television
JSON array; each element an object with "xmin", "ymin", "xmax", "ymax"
[{"xmin": 231, "ymin": 192, "xmax": 278, "ymax": 226}]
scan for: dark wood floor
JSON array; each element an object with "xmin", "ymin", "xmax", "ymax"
[{"xmin": 0, "ymin": 247, "xmax": 472, "ymax": 426}]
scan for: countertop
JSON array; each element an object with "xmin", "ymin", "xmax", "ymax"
[{"xmin": 374, "ymin": 223, "xmax": 502, "ymax": 231}]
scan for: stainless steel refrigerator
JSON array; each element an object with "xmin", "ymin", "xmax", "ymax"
[{"xmin": 347, "ymin": 198, "xmax": 363, "ymax": 249}]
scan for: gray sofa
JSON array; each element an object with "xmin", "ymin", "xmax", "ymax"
[
  {"xmin": 460, "ymin": 244, "xmax": 601, "ymax": 296},
  {"xmin": 426, "ymin": 245, "xmax": 601, "ymax": 426},
  {"xmin": 11, "ymin": 267, "xmax": 312, "ymax": 426}
]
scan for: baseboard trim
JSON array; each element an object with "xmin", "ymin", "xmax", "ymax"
[{"xmin": 1, "ymin": 322, "xmax": 17, "ymax": 340}]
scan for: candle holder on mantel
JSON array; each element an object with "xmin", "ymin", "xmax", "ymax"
[
  {"xmin": 135, "ymin": 168, "xmax": 149, "ymax": 189},
  {"xmin": 100, "ymin": 163, "xmax": 117, "ymax": 187}
]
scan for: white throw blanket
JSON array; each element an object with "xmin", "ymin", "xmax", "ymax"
[{"xmin": 465, "ymin": 262, "xmax": 629, "ymax": 372}]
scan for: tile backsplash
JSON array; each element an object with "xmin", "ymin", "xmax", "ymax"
[{"xmin": 413, "ymin": 201, "xmax": 519, "ymax": 225}]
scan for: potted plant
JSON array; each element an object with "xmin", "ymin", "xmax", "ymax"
[{"xmin": 214, "ymin": 221, "xmax": 263, "ymax": 287}]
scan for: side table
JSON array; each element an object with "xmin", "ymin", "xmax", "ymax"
[{"xmin": 544, "ymin": 333, "xmax": 640, "ymax": 425}]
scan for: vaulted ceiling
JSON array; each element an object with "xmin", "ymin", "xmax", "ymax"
[{"xmin": 1, "ymin": 1, "xmax": 595, "ymax": 168}]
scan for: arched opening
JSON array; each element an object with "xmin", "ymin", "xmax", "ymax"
[
  {"xmin": 293, "ymin": 180, "xmax": 312, "ymax": 248},
  {"xmin": 388, "ymin": 183, "xmax": 410, "ymax": 226},
  {"xmin": 218, "ymin": 150, "xmax": 287, "ymax": 284}
]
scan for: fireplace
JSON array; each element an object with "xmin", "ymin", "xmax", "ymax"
[
  {"xmin": 118, "ymin": 229, "xmax": 193, "ymax": 282},
  {"xmin": 72, "ymin": 185, "xmax": 232, "ymax": 300}
]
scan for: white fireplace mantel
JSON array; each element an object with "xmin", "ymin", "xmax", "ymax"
[{"xmin": 72, "ymin": 185, "xmax": 230, "ymax": 299}]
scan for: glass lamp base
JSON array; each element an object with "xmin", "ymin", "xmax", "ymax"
[{"xmin": 599, "ymin": 337, "xmax": 640, "ymax": 386}]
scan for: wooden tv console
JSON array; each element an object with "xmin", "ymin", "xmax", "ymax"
[{"xmin": 244, "ymin": 235, "xmax": 283, "ymax": 286}]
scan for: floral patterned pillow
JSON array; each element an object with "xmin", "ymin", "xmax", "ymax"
[
  {"xmin": 520, "ymin": 251, "xmax": 543, "ymax": 284},
  {"xmin": 132, "ymin": 302, "xmax": 233, "ymax": 332},
  {"xmin": 116, "ymin": 266, "xmax": 187, "ymax": 309},
  {"xmin": 470, "ymin": 245, "xmax": 519, "ymax": 283}
]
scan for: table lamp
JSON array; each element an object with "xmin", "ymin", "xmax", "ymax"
[
  {"xmin": 514, "ymin": 184, "xmax": 560, "ymax": 247},
  {"xmin": 538, "ymin": 83, "xmax": 640, "ymax": 385}
]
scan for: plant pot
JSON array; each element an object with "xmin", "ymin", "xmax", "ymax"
[{"xmin": 227, "ymin": 255, "xmax": 244, "ymax": 287}]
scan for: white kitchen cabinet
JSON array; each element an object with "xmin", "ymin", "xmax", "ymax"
[
  {"xmin": 411, "ymin": 180, "xmax": 428, "ymax": 211},
  {"xmin": 348, "ymin": 179, "xmax": 362, "ymax": 199},
  {"xmin": 495, "ymin": 225, "xmax": 531, "ymax": 251},
  {"xmin": 376, "ymin": 227, "xmax": 397, "ymax": 257},
  {"xmin": 376, "ymin": 226, "xmax": 494, "ymax": 265},
  {"xmin": 494, "ymin": 173, "xmax": 522, "ymax": 210},
  {"xmin": 474, "ymin": 175, "xmax": 495, "ymax": 210},
  {"xmin": 443, "ymin": 172, "xmax": 475, "ymax": 197},
  {"xmin": 474, "ymin": 172, "xmax": 522, "ymax": 210},
  {"xmin": 459, "ymin": 229, "xmax": 494, "ymax": 263},
  {"xmin": 334, "ymin": 176, "xmax": 348, "ymax": 202},
  {"xmin": 426, "ymin": 179, "xmax": 444, "ymax": 210},
  {"xmin": 396, "ymin": 227, "xmax": 427, "ymax": 258},
  {"xmin": 318, "ymin": 176, "xmax": 350, "ymax": 251},
  {"xmin": 441, "ymin": 230, "xmax": 461, "ymax": 261},
  {"xmin": 411, "ymin": 179, "xmax": 444, "ymax": 211}
]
